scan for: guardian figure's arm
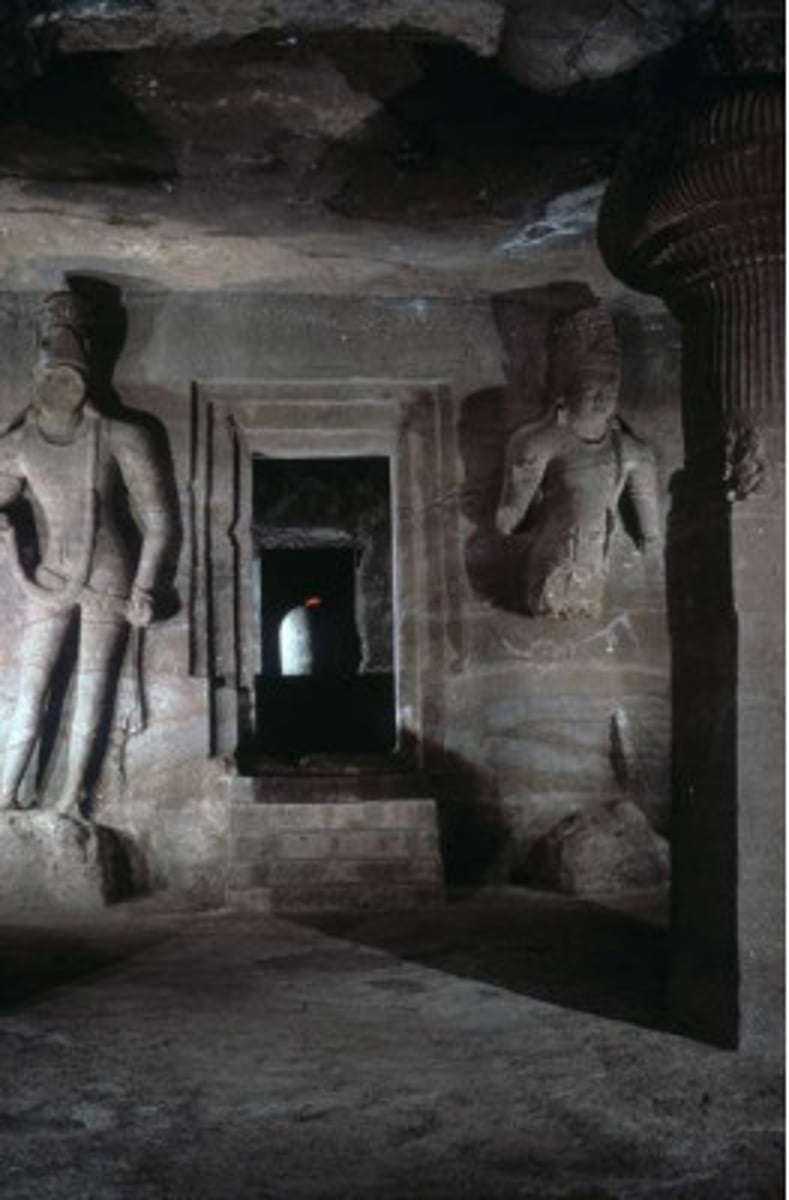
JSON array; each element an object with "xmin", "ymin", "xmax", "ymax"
[
  {"xmin": 623, "ymin": 443, "xmax": 662, "ymax": 551},
  {"xmin": 113, "ymin": 423, "xmax": 179, "ymax": 624},
  {"xmin": 0, "ymin": 428, "xmax": 24, "ymax": 510},
  {"xmin": 495, "ymin": 427, "xmax": 551, "ymax": 536}
]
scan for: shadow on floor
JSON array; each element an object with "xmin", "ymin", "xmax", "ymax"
[
  {"xmin": 298, "ymin": 885, "xmax": 672, "ymax": 1034},
  {"xmin": 0, "ymin": 924, "xmax": 167, "ymax": 1010}
]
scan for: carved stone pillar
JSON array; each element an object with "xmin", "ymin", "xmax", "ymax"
[{"xmin": 599, "ymin": 58, "xmax": 784, "ymax": 1047}]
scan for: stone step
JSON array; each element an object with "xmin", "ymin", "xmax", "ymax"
[
  {"xmin": 230, "ymin": 798, "xmax": 438, "ymax": 833},
  {"xmin": 228, "ymin": 855, "xmax": 441, "ymax": 889},
  {"xmin": 225, "ymin": 796, "xmax": 445, "ymax": 914},
  {"xmin": 231, "ymin": 828, "xmax": 440, "ymax": 862},
  {"xmin": 232, "ymin": 772, "xmax": 433, "ymax": 804},
  {"xmin": 266, "ymin": 882, "xmax": 443, "ymax": 914},
  {"xmin": 225, "ymin": 887, "xmax": 272, "ymax": 913}
]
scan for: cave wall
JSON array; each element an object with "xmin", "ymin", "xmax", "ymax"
[{"xmin": 0, "ymin": 277, "xmax": 681, "ymax": 897}]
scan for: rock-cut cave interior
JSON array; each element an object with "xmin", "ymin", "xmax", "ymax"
[{"xmin": 0, "ymin": 2, "xmax": 783, "ymax": 1198}]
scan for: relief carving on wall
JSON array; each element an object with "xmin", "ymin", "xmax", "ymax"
[
  {"xmin": 0, "ymin": 285, "xmax": 178, "ymax": 819},
  {"xmin": 495, "ymin": 304, "xmax": 661, "ymax": 619},
  {"xmin": 724, "ymin": 420, "xmax": 767, "ymax": 502}
]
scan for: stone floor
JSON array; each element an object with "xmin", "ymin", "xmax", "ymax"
[{"xmin": 0, "ymin": 888, "xmax": 783, "ymax": 1199}]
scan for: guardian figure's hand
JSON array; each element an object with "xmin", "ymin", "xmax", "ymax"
[{"xmin": 126, "ymin": 585, "xmax": 155, "ymax": 628}]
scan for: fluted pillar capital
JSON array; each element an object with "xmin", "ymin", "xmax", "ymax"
[
  {"xmin": 599, "ymin": 75, "xmax": 784, "ymax": 501},
  {"xmin": 598, "ymin": 82, "xmax": 784, "ymax": 307}
]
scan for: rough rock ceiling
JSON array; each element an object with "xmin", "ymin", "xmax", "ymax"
[
  {"xmin": 3, "ymin": 0, "xmax": 717, "ymax": 90},
  {"xmin": 0, "ymin": 0, "xmax": 779, "ymax": 295}
]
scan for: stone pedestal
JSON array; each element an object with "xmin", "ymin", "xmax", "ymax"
[{"xmin": 0, "ymin": 812, "xmax": 127, "ymax": 913}]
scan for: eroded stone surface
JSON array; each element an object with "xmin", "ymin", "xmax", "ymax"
[
  {"xmin": 0, "ymin": 35, "xmax": 636, "ymax": 267},
  {"xmin": 501, "ymin": 0, "xmax": 715, "ymax": 93},
  {"xmin": 56, "ymin": 0, "xmax": 507, "ymax": 58},
  {"xmin": 0, "ymin": 812, "xmax": 126, "ymax": 911},
  {"xmin": 526, "ymin": 800, "xmax": 670, "ymax": 895}
]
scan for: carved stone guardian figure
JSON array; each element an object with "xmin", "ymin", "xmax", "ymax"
[
  {"xmin": 0, "ymin": 286, "xmax": 177, "ymax": 818},
  {"xmin": 495, "ymin": 305, "xmax": 661, "ymax": 618}
]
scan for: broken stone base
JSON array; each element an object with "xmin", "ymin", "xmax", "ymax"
[
  {"xmin": 0, "ymin": 811, "xmax": 128, "ymax": 914},
  {"xmin": 527, "ymin": 800, "xmax": 670, "ymax": 896}
]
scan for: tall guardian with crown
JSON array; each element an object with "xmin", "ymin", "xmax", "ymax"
[{"xmin": 0, "ymin": 286, "xmax": 177, "ymax": 817}]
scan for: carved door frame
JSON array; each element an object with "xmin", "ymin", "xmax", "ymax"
[{"xmin": 190, "ymin": 378, "xmax": 456, "ymax": 771}]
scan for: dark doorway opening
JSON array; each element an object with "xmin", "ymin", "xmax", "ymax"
[{"xmin": 251, "ymin": 458, "xmax": 396, "ymax": 759}]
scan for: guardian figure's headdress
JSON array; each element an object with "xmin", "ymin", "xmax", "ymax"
[
  {"xmin": 38, "ymin": 289, "xmax": 93, "ymax": 376},
  {"xmin": 548, "ymin": 304, "xmax": 619, "ymax": 400}
]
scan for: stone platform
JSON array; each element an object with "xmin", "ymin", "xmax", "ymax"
[
  {"xmin": 0, "ymin": 811, "xmax": 126, "ymax": 913},
  {"xmin": 227, "ymin": 777, "xmax": 444, "ymax": 913}
]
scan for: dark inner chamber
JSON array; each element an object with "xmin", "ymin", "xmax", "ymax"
[{"xmin": 253, "ymin": 458, "xmax": 395, "ymax": 757}]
